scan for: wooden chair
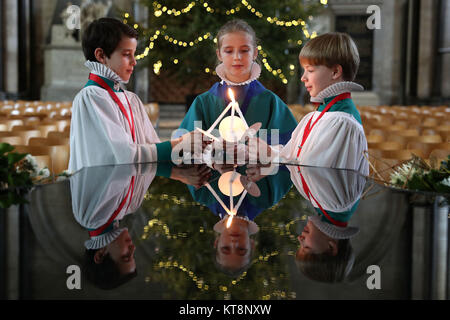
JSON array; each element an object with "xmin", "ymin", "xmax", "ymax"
[
  {"xmin": 381, "ymin": 149, "xmax": 426, "ymax": 160},
  {"xmin": 367, "ymin": 134, "xmax": 384, "ymax": 144},
  {"xmin": 37, "ymin": 124, "xmax": 59, "ymax": 137},
  {"xmin": 0, "ymin": 136, "xmax": 24, "ymax": 146},
  {"xmin": 29, "ymin": 136, "xmax": 70, "ymax": 146},
  {"xmin": 368, "ymin": 141, "xmax": 404, "ymax": 151},
  {"xmin": 46, "ymin": 119, "xmax": 71, "ymax": 132},
  {"xmin": 369, "ymin": 128, "xmax": 387, "ymax": 138},
  {"xmin": 13, "ymin": 145, "xmax": 69, "ymax": 174},
  {"xmin": 421, "ymin": 128, "xmax": 438, "ymax": 136},
  {"xmin": 421, "ymin": 117, "xmax": 441, "ymax": 128},
  {"xmin": 47, "ymin": 131, "xmax": 70, "ymax": 140},
  {"xmin": 396, "ymin": 129, "xmax": 420, "ymax": 137},
  {"xmin": 11, "ymin": 125, "xmax": 37, "ymax": 132},
  {"xmin": 413, "ymin": 135, "xmax": 443, "ymax": 143},
  {"xmin": 13, "ymin": 130, "xmax": 42, "ymax": 145},
  {"xmin": 383, "ymin": 124, "xmax": 407, "ymax": 132},
  {"xmin": 429, "ymin": 149, "xmax": 449, "ymax": 163},
  {"xmin": 23, "ymin": 117, "xmax": 41, "ymax": 126},
  {"xmin": 405, "ymin": 117, "xmax": 421, "ymax": 128},
  {"xmin": 2, "ymin": 119, "xmax": 24, "ymax": 130},
  {"xmin": 406, "ymin": 142, "xmax": 450, "ymax": 159}
]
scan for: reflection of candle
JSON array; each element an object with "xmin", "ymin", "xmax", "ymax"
[
  {"xmin": 226, "ymin": 214, "xmax": 233, "ymax": 228},
  {"xmin": 218, "ymin": 171, "xmax": 244, "ymax": 196},
  {"xmin": 234, "ymin": 189, "xmax": 248, "ymax": 213},
  {"xmin": 205, "ymin": 182, "xmax": 229, "ymax": 213}
]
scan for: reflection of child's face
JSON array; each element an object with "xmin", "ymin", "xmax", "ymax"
[
  {"xmin": 297, "ymin": 219, "xmax": 336, "ymax": 258},
  {"xmin": 300, "ymin": 59, "xmax": 337, "ymax": 97},
  {"xmin": 215, "ymin": 220, "xmax": 253, "ymax": 270},
  {"xmin": 104, "ymin": 36, "xmax": 137, "ymax": 82},
  {"xmin": 107, "ymin": 229, "xmax": 136, "ymax": 274},
  {"xmin": 217, "ymin": 31, "xmax": 258, "ymax": 83}
]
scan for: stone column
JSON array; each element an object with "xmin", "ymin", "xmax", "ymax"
[
  {"xmin": 417, "ymin": 0, "xmax": 439, "ymax": 100},
  {"xmin": 132, "ymin": 0, "xmax": 149, "ymax": 103},
  {"xmin": 4, "ymin": 0, "xmax": 19, "ymax": 97},
  {"xmin": 371, "ymin": 0, "xmax": 408, "ymax": 105},
  {"xmin": 437, "ymin": 0, "xmax": 450, "ymax": 98}
]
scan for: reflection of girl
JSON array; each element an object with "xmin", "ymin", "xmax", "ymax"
[
  {"xmin": 70, "ymin": 163, "xmax": 157, "ymax": 289},
  {"xmin": 188, "ymin": 163, "xmax": 292, "ymax": 276},
  {"xmin": 178, "ymin": 19, "xmax": 297, "ymax": 150}
]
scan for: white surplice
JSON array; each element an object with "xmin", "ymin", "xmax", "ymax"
[
  {"xmin": 68, "ymin": 61, "xmax": 161, "ymax": 173},
  {"xmin": 280, "ymin": 83, "xmax": 369, "ymax": 175},
  {"xmin": 70, "ymin": 163, "xmax": 157, "ymax": 249}
]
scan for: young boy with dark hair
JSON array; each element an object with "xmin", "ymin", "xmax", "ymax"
[{"xmin": 69, "ymin": 18, "xmax": 198, "ymax": 172}]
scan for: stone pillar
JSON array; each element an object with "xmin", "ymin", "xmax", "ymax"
[
  {"xmin": 4, "ymin": 0, "xmax": 19, "ymax": 97},
  {"xmin": 132, "ymin": 0, "xmax": 149, "ymax": 103},
  {"xmin": 417, "ymin": 0, "xmax": 439, "ymax": 100},
  {"xmin": 437, "ymin": 0, "xmax": 450, "ymax": 98},
  {"xmin": 372, "ymin": 0, "xmax": 408, "ymax": 105}
]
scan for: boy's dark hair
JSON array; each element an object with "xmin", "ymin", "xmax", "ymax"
[
  {"xmin": 295, "ymin": 239, "xmax": 354, "ymax": 283},
  {"xmin": 82, "ymin": 17, "xmax": 138, "ymax": 62},
  {"xmin": 83, "ymin": 249, "xmax": 137, "ymax": 290}
]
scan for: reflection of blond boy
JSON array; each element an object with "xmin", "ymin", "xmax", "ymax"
[{"xmin": 296, "ymin": 216, "xmax": 357, "ymax": 283}]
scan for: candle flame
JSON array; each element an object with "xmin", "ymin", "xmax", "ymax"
[{"xmin": 227, "ymin": 88, "xmax": 235, "ymax": 102}]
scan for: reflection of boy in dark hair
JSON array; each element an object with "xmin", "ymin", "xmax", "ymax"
[{"xmin": 83, "ymin": 229, "xmax": 137, "ymax": 290}]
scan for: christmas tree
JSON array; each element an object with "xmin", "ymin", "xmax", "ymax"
[{"xmin": 125, "ymin": 0, "xmax": 326, "ymax": 102}]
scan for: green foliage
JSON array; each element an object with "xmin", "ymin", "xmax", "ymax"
[
  {"xmin": 128, "ymin": 0, "xmax": 324, "ymax": 92},
  {"xmin": 390, "ymin": 155, "xmax": 450, "ymax": 194},
  {"xmin": 0, "ymin": 143, "xmax": 34, "ymax": 209}
]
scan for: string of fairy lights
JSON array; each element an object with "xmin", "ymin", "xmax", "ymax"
[
  {"xmin": 124, "ymin": 0, "xmax": 326, "ymax": 84},
  {"xmin": 151, "ymin": 251, "xmax": 297, "ymax": 299},
  {"xmin": 140, "ymin": 190, "xmax": 306, "ymax": 299}
]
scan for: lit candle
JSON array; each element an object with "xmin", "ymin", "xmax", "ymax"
[
  {"xmin": 228, "ymin": 88, "xmax": 248, "ymax": 129},
  {"xmin": 206, "ymin": 101, "xmax": 234, "ymax": 134},
  {"xmin": 229, "ymin": 88, "xmax": 236, "ymax": 141}
]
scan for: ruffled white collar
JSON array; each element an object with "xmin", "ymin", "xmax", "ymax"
[
  {"xmin": 84, "ymin": 61, "xmax": 129, "ymax": 87},
  {"xmin": 84, "ymin": 227, "xmax": 127, "ymax": 250},
  {"xmin": 216, "ymin": 62, "xmax": 261, "ymax": 86},
  {"xmin": 310, "ymin": 81, "xmax": 364, "ymax": 103}
]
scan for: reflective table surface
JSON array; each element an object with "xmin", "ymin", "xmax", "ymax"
[{"xmin": 1, "ymin": 161, "xmax": 449, "ymax": 300}]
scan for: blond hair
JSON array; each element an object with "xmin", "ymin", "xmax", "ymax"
[
  {"xmin": 216, "ymin": 19, "xmax": 258, "ymax": 50},
  {"xmin": 299, "ymin": 32, "xmax": 360, "ymax": 81}
]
